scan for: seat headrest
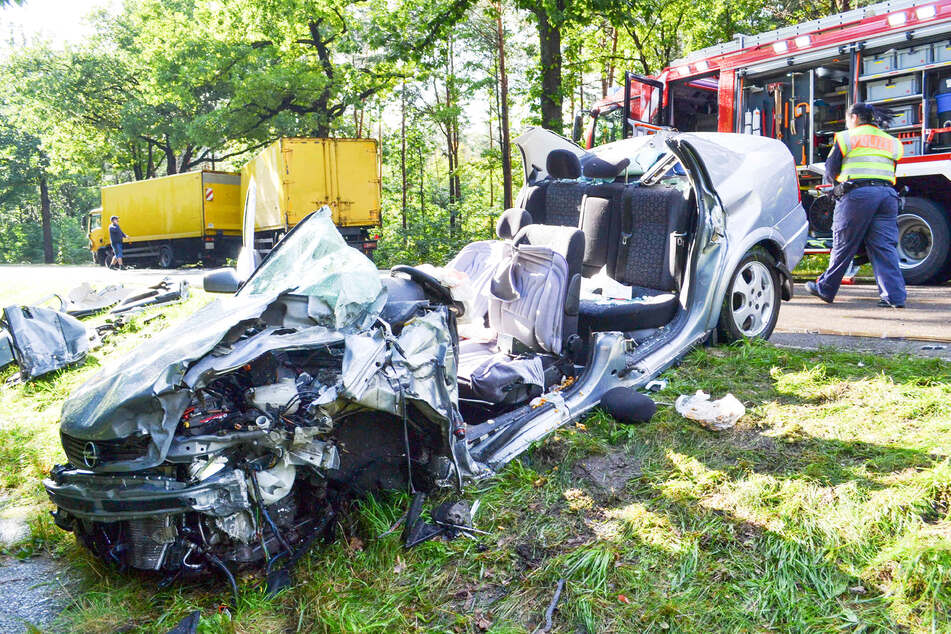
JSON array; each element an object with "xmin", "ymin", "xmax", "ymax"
[
  {"xmin": 546, "ymin": 149, "xmax": 582, "ymax": 180},
  {"xmin": 496, "ymin": 207, "xmax": 533, "ymax": 240},
  {"xmin": 512, "ymin": 224, "xmax": 585, "ymax": 274},
  {"xmin": 582, "ymin": 155, "xmax": 631, "ymax": 179}
]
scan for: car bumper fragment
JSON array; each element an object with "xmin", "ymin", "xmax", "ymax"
[{"xmin": 44, "ymin": 466, "xmax": 250, "ymax": 521}]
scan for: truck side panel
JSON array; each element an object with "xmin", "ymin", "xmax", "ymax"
[
  {"xmin": 101, "ymin": 172, "xmax": 204, "ymax": 242},
  {"xmin": 241, "ymin": 141, "xmax": 287, "ymax": 232},
  {"xmin": 201, "ymin": 172, "xmax": 242, "ymax": 235}
]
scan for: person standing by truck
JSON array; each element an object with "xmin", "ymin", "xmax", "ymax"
[
  {"xmin": 108, "ymin": 215, "xmax": 127, "ymax": 269},
  {"xmin": 806, "ymin": 103, "xmax": 907, "ymax": 308}
]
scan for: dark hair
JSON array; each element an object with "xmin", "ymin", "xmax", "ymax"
[
  {"xmin": 849, "ymin": 102, "xmax": 895, "ymax": 127},
  {"xmin": 110, "ymin": 215, "xmax": 118, "ymax": 221}
]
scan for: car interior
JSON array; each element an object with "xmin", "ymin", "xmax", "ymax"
[{"xmin": 425, "ymin": 141, "xmax": 698, "ymax": 422}]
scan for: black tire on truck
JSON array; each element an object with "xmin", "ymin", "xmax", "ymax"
[
  {"xmin": 97, "ymin": 247, "xmax": 113, "ymax": 267},
  {"xmin": 157, "ymin": 244, "xmax": 176, "ymax": 269},
  {"xmin": 897, "ymin": 197, "xmax": 950, "ymax": 285}
]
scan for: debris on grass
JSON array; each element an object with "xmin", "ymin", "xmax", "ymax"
[{"xmin": 674, "ymin": 390, "xmax": 745, "ymax": 430}]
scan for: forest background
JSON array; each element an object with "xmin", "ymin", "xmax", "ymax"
[{"xmin": 0, "ymin": 0, "xmax": 869, "ymax": 268}]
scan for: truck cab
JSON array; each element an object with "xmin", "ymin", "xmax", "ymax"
[
  {"xmin": 85, "ymin": 208, "xmax": 109, "ymax": 265},
  {"xmin": 583, "ymin": 0, "xmax": 951, "ymax": 285}
]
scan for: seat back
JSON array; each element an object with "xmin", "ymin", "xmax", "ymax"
[
  {"xmin": 446, "ymin": 208, "xmax": 534, "ymax": 327},
  {"xmin": 489, "ymin": 225, "xmax": 584, "ymax": 355},
  {"xmin": 543, "ymin": 149, "xmax": 587, "ymax": 227},
  {"xmin": 578, "ymin": 182, "xmax": 625, "ymax": 277},
  {"xmin": 610, "ymin": 184, "xmax": 692, "ymax": 292}
]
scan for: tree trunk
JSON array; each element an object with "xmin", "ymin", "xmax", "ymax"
[
  {"xmin": 534, "ymin": 4, "xmax": 563, "ymax": 134},
  {"xmin": 496, "ymin": 1, "xmax": 513, "ymax": 209},
  {"xmin": 418, "ymin": 146, "xmax": 424, "ymax": 217},
  {"xmin": 164, "ymin": 145, "xmax": 178, "ymax": 175},
  {"xmin": 400, "ymin": 82, "xmax": 408, "ymax": 237},
  {"xmin": 39, "ymin": 173, "xmax": 54, "ymax": 264}
]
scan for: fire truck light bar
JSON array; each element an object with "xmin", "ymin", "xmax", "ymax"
[
  {"xmin": 772, "ymin": 41, "xmax": 789, "ymax": 54},
  {"xmin": 887, "ymin": 11, "xmax": 907, "ymax": 26},
  {"xmin": 916, "ymin": 4, "xmax": 936, "ymax": 19},
  {"xmin": 795, "ymin": 35, "xmax": 810, "ymax": 48}
]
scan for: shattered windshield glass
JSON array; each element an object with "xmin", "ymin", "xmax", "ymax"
[
  {"xmin": 590, "ymin": 132, "xmax": 673, "ymax": 178},
  {"xmin": 239, "ymin": 207, "xmax": 386, "ymax": 330}
]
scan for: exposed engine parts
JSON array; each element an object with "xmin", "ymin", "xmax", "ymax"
[{"xmin": 47, "ymin": 321, "xmax": 459, "ymax": 589}]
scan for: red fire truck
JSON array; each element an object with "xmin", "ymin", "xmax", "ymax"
[{"xmin": 581, "ymin": 0, "xmax": 951, "ymax": 284}]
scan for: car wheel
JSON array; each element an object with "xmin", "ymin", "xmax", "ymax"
[
  {"xmin": 897, "ymin": 197, "xmax": 950, "ymax": 285},
  {"xmin": 717, "ymin": 248, "xmax": 781, "ymax": 343},
  {"xmin": 157, "ymin": 245, "xmax": 176, "ymax": 269}
]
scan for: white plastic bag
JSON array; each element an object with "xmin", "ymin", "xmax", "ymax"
[{"xmin": 674, "ymin": 390, "xmax": 745, "ymax": 431}]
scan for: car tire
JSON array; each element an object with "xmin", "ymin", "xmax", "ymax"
[
  {"xmin": 897, "ymin": 197, "xmax": 950, "ymax": 285},
  {"xmin": 157, "ymin": 245, "xmax": 176, "ymax": 269},
  {"xmin": 716, "ymin": 248, "xmax": 781, "ymax": 343}
]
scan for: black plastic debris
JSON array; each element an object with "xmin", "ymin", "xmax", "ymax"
[
  {"xmin": 600, "ymin": 386, "xmax": 657, "ymax": 423},
  {"xmin": 2, "ymin": 305, "xmax": 93, "ymax": 380},
  {"xmin": 110, "ymin": 278, "xmax": 189, "ymax": 315},
  {"xmin": 403, "ymin": 493, "xmax": 481, "ymax": 548},
  {"xmin": 165, "ymin": 610, "xmax": 200, "ymax": 634}
]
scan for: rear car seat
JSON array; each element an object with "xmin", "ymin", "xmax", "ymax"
[
  {"xmin": 578, "ymin": 182, "xmax": 692, "ymax": 334},
  {"xmin": 457, "ymin": 224, "xmax": 584, "ymax": 405}
]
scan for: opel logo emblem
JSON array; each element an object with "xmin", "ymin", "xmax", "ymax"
[{"xmin": 82, "ymin": 442, "xmax": 100, "ymax": 468}]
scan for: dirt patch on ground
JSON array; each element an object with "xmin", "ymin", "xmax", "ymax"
[
  {"xmin": 727, "ymin": 427, "xmax": 780, "ymax": 453},
  {"xmin": 573, "ymin": 450, "xmax": 642, "ymax": 499},
  {"xmin": 0, "ymin": 555, "xmax": 78, "ymax": 632}
]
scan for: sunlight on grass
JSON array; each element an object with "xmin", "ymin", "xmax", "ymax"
[{"xmin": 0, "ymin": 298, "xmax": 948, "ymax": 632}]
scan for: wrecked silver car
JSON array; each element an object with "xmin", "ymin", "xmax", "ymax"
[{"xmin": 45, "ymin": 129, "xmax": 807, "ymax": 583}]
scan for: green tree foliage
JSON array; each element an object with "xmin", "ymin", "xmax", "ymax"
[{"xmin": 0, "ymin": 0, "xmax": 874, "ymax": 265}]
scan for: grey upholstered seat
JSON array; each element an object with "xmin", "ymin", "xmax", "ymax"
[
  {"xmin": 457, "ymin": 224, "xmax": 584, "ymax": 404},
  {"xmin": 447, "ymin": 208, "xmax": 534, "ymax": 326}
]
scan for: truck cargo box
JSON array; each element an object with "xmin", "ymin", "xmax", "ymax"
[
  {"xmin": 100, "ymin": 171, "xmax": 241, "ymax": 243},
  {"xmin": 240, "ymin": 138, "xmax": 380, "ymax": 233}
]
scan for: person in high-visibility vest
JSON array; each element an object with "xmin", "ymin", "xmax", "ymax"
[{"xmin": 806, "ymin": 102, "xmax": 907, "ymax": 308}]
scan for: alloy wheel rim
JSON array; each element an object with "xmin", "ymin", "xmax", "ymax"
[{"xmin": 730, "ymin": 261, "xmax": 774, "ymax": 337}]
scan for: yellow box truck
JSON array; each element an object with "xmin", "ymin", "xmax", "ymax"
[
  {"xmin": 86, "ymin": 171, "xmax": 242, "ymax": 268},
  {"xmin": 240, "ymin": 137, "xmax": 381, "ymax": 254}
]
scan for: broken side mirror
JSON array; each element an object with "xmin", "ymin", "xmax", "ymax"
[{"xmin": 203, "ymin": 268, "xmax": 241, "ymax": 294}]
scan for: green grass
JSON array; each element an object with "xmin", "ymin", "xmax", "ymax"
[
  {"xmin": 793, "ymin": 254, "xmax": 875, "ymax": 280},
  {"xmin": 0, "ymin": 280, "xmax": 948, "ymax": 632}
]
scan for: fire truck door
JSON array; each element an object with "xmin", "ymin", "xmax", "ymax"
[{"xmin": 623, "ymin": 71, "xmax": 665, "ymax": 137}]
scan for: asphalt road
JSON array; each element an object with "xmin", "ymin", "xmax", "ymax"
[
  {"xmin": 0, "ymin": 264, "xmax": 206, "ymax": 306},
  {"xmin": 1, "ymin": 266, "xmax": 949, "ymax": 355},
  {"xmin": 776, "ymin": 281, "xmax": 951, "ymax": 342}
]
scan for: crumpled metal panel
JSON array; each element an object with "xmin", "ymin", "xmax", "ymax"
[
  {"xmin": 183, "ymin": 325, "xmax": 344, "ymax": 389},
  {"xmin": 58, "ymin": 213, "xmax": 390, "ymax": 473},
  {"xmin": 3, "ymin": 305, "xmax": 92, "ymax": 380},
  {"xmin": 341, "ymin": 310, "xmax": 458, "ymax": 423},
  {"xmin": 242, "ymin": 209, "xmax": 385, "ymax": 332},
  {"xmin": 59, "ymin": 295, "xmax": 280, "ymax": 471}
]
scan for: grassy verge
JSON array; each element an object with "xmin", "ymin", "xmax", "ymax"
[
  {"xmin": 793, "ymin": 254, "xmax": 875, "ymax": 281},
  {"xmin": 0, "ymin": 287, "xmax": 948, "ymax": 632}
]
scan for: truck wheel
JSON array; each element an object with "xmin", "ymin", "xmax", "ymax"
[
  {"xmin": 716, "ymin": 248, "xmax": 781, "ymax": 343},
  {"xmin": 898, "ymin": 197, "xmax": 950, "ymax": 285},
  {"xmin": 157, "ymin": 245, "xmax": 176, "ymax": 269},
  {"xmin": 97, "ymin": 247, "xmax": 113, "ymax": 267}
]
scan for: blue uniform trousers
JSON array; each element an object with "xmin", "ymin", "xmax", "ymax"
[{"xmin": 815, "ymin": 185, "xmax": 906, "ymax": 305}]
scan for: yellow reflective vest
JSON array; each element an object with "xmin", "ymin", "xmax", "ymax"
[{"xmin": 834, "ymin": 124, "xmax": 903, "ymax": 184}]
